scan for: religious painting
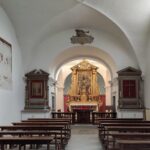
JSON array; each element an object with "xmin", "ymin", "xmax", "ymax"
[
  {"xmin": 117, "ymin": 66, "xmax": 143, "ymax": 109},
  {"xmin": 24, "ymin": 69, "xmax": 49, "ymax": 110},
  {"xmin": 0, "ymin": 37, "xmax": 12, "ymax": 90},
  {"xmin": 30, "ymin": 80, "xmax": 44, "ymax": 98}
]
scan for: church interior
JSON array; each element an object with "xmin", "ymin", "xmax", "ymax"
[{"xmin": 0, "ymin": 0, "xmax": 150, "ymax": 149}]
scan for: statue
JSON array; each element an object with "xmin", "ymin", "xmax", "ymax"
[
  {"xmin": 75, "ymin": 29, "xmax": 89, "ymax": 37},
  {"xmin": 70, "ymin": 29, "xmax": 94, "ymax": 45}
]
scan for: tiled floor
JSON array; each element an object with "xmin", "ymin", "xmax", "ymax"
[{"xmin": 65, "ymin": 124, "xmax": 104, "ymax": 150}]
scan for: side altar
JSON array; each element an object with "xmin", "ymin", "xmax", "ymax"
[
  {"xmin": 21, "ymin": 69, "xmax": 51, "ymax": 120},
  {"xmin": 65, "ymin": 60, "xmax": 103, "ymax": 114}
]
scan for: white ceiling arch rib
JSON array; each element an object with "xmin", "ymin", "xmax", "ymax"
[
  {"xmin": 78, "ymin": 0, "xmax": 135, "ymax": 51},
  {"xmin": 48, "ymin": 46, "xmax": 117, "ymax": 80}
]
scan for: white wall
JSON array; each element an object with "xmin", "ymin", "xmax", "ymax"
[
  {"xmin": 0, "ymin": 6, "xmax": 24, "ymax": 125},
  {"xmin": 144, "ymin": 34, "xmax": 150, "ymax": 119}
]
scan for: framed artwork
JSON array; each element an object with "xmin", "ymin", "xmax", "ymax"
[
  {"xmin": 30, "ymin": 80, "xmax": 44, "ymax": 98},
  {"xmin": 117, "ymin": 67, "xmax": 143, "ymax": 109},
  {"xmin": 24, "ymin": 69, "xmax": 49, "ymax": 110},
  {"xmin": 123, "ymin": 80, "xmax": 136, "ymax": 98},
  {"xmin": 0, "ymin": 37, "xmax": 12, "ymax": 90}
]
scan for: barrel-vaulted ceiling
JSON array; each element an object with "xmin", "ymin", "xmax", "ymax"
[{"xmin": 1, "ymin": 0, "xmax": 150, "ymax": 72}]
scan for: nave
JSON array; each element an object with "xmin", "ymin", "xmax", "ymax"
[{"xmin": 2, "ymin": 117, "xmax": 150, "ymax": 150}]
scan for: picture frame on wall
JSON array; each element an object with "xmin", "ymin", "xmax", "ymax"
[
  {"xmin": 30, "ymin": 80, "xmax": 44, "ymax": 98},
  {"xmin": 0, "ymin": 37, "xmax": 12, "ymax": 90},
  {"xmin": 24, "ymin": 69, "xmax": 49, "ymax": 110}
]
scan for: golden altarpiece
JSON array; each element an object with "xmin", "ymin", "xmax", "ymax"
[{"xmin": 66, "ymin": 60, "xmax": 101, "ymax": 112}]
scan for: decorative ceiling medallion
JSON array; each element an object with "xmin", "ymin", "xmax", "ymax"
[{"xmin": 70, "ymin": 29, "xmax": 94, "ymax": 45}]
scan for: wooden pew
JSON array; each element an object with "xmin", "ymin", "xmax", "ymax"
[
  {"xmin": 13, "ymin": 121, "xmax": 70, "ymax": 129},
  {"xmin": 0, "ymin": 125, "xmax": 65, "ymax": 131},
  {"xmin": 24, "ymin": 118, "xmax": 71, "ymax": 124},
  {"xmin": 51, "ymin": 112, "xmax": 75, "ymax": 124},
  {"xmin": 101, "ymin": 126, "xmax": 150, "ymax": 140},
  {"xmin": 27, "ymin": 117, "xmax": 72, "ymax": 124},
  {"xmin": 105, "ymin": 126, "xmax": 150, "ymax": 133},
  {"xmin": 0, "ymin": 136, "xmax": 53, "ymax": 150},
  {"xmin": 22, "ymin": 118, "xmax": 71, "ymax": 135},
  {"xmin": 103, "ymin": 126, "xmax": 150, "ymax": 150},
  {"xmin": 117, "ymin": 139, "xmax": 150, "ymax": 150},
  {"xmin": 92, "ymin": 112, "xmax": 117, "ymax": 124},
  {"xmin": 98, "ymin": 121, "xmax": 150, "ymax": 150},
  {"xmin": 98, "ymin": 120, "xmax": 150, "ymax": 139},
  {"xmin": 97, "ymin": 118, "xmax": 144, "ymax": 125},
  {"xmin": 107, "ymin": 132, "xmax": 150, "ymax": 150},
  {"xmin": 12, "ymin": 121, "xmax": 71, "ymax": 142},
  {"xmin": 0, "ymin": 125, "xmax": 66, "ymax": 149},
  {"xmin": 99, "ymin": 122, "xmax": 150, "ymax": 137},
  {"xmin": 0, "ymin": 130, "xmax": 61, "ymax": 149},
  {"xmin": 27, "ymin": 118, "xmax": 71, "ymax": 123}
]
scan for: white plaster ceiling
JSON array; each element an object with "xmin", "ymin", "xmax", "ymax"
[{"xmin": 1, "ymin": 0, "xmax": 150, "ymax": 71}]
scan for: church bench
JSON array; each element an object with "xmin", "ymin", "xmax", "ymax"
[
  {"xmin": 0, "ymin": 136, "xmax": 54, "ymax": 150},
  {"xmin": 106, "ymin": 132, "xmax": 150, "ymax": 150},
  {"xmin": 12, "ymin": 122, "xmax": 71, "ymax": 140},
  {"xmin": 99, "ymin": 125, "xmax": 150, "ymax": 145},
  {"xmin": 99, "ymin": 122, "xmax": 150, "ymax": 136},
  {"xmin": 92, "ymin": 112, "xmax": 117, "ymax": 124},
  {"xmin": 0, "ymin": 130, "xmax": 65, "ymax": 149},
  {"xmin": 98, "ymin": 120, "xmax": 150, "ymax": 136},
  {"xmin": 0, "ymin": 125, "xmax": 67, "ymax": 149},
  {"xmin": 117, "ymin": 139, "xmax": 150, "ymax": 150},
  {"xmin": 105, "ymin": 125, "xmax": 150, "ymax": 133},
  {"xmin": 34, "ymin": 113, "xmax": 75, "ymax": 124},
  {"xmin": 23, "ymin": 119, "xmax": 71, "ymax": 124},
  {"xmin": 96, "ymin": 118, "xmax": 144, "ymax": 125},
  {"xmin": 27, "ymin": 118, "xmax": 72, "ymax": 123},
  {"xmin": 101, "ymin": 126, "xmax": 150, "ymax": 147},
  {"xmin": 99, "ymin": 120, "xmax": 150, "ymax": 128},
  {"xmin": 97, "ymin": 117, "xmax": 143, "ymax": 121},
  {"xmin": 0, "ymin": 125, "xmax": 65, "ymax": 131},
  {"xmin": 13, "ymin": 121, "xmax": 70, "ymax": 128},
  {"xmin": 27, "ymin": 118, "xmax": 71, "ymax": 120}
]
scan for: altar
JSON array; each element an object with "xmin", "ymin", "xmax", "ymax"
[
  {"xmin": 69, "ymin": 102, "xmax": 99, "ymax": 112},
  {"xmin": 65, "ymin": 60, "xmax": 102, "ymax": 116},
  {"xmin": 70, "ymin": 103, "xmax": 98, "ymax": 123}
]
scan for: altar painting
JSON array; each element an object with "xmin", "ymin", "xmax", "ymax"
[{"xmin": 64, "ymin": 60, "xmax": 106, "ymax": 112}]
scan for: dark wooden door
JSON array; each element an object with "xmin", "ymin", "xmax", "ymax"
[{"xmin": 75, "ymin": 110, "xmax": 91, "ymax": 123}]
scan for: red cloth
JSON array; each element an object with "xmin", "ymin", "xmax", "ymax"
[
  {"xmin": 99, "ymin": 95, "xmax": 106, "ymax": 112},
  {"xmin": 64, "ymin": 95, "xmax": 69, "ymax": 112}
]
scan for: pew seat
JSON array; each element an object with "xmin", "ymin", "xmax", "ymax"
[{"xmin": 0, "ymin": 136, "xmax": 53, "ymax": 150}]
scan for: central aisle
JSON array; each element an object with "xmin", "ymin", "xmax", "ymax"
[{"xmin": 66, "ymin": 124, "xmax": 104, "ymax": 150}]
